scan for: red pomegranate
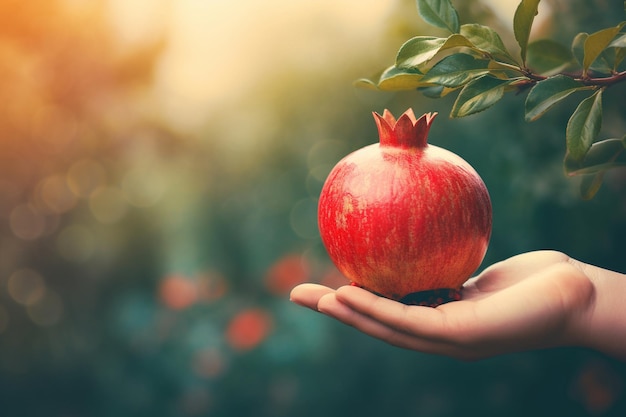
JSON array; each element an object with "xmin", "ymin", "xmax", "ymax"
[{"xmin": 317, "ymin": 109, "xmax": 492, "ymax": 306}]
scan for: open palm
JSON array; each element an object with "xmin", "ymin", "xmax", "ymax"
[{"xmin": 291, "ymin": 251, "xmax": 599, "ymax": 361}]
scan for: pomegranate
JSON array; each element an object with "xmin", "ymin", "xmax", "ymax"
[{"xmin": 317, "ymin": 109, "xmax": 492, "ymax": 306}]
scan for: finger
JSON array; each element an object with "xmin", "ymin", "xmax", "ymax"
[
  {"xmin": 327, "ymin": 284, "xmax": 524, "ymax": 360},
  {"xmin": 289, "ymin": 283, "xmax": 335, "ymax": 311},
  {"xmin": 316, "ymin": 291, "xmax": 439, "ymax": 351},
  {"xmin": 333, "ymin": 285, "xmax": 457, "ymax": 342}
]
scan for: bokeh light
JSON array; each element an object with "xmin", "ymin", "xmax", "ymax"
[
  {"xmin": 37, "ymin": 174, "xmax": 78, "ymax": 214},
  {"xmin": 89, "ymin": 186, "xmax": 128, "ymax": 224},
  {"xmin": 122, "ymin": 167, "xmax": 166, "ymax": 208},
  {"xmin": 265, "ymin": 254, "xmax": 311, "ymax": 296},
  {"xmin": 226, "ymin": 308, "xmax": 273, "ymax": 351},
  {"xmin": 9, "ymin": 204, "xmax": 46, "ymax": 241},
  {"xmin": 7, "ymin": 268, "xmax": 45, "ymax": 306},
  {"xmin": 66, "ymin": 158, "xmax": 107, "ymax": 198},
  {"xmin": 191, "ymin": 348, "xmax": 227, "ymax": 379},
  {"xmin": 26, "ymin": 289, "xmax": 64, "ymax": 327},
  {"xmin": 56, "ymin": 224, "xmax": 96, "ymax": 263},
  {"xmin": 159, "ymin": 274, "xmax": 198, "ymax": 310}
]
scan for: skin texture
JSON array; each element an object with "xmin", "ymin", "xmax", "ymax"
[{"xmin": 290, "ymin": 251, "xmax": 626, "ymax": 361}]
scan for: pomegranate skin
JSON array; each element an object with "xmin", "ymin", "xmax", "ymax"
[{"xmin": 317, "ymin": 109, "xmax": 492, "ymax": 305}]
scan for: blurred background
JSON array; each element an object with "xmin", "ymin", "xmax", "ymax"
[{"xmin": 1, "ymin": 0, "xmax": 625, "ymax": 416}]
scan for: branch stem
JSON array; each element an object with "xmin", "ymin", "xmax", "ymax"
[
  {"xmin": 580, "ymin": 70, "xmax": 626, "ymax": 86},
  {"xmin": 506, "ymin": 63, "xmax": 626, "ymax": 87}
]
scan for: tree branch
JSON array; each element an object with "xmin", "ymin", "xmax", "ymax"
[{"xmin": 581, "ymin": 70, "xmax": 626, "ymax": 86}]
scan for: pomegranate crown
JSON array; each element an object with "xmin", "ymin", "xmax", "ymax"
[{"xmin": 373, "ymin": 109, "xmax": 437, "ymax": 149}]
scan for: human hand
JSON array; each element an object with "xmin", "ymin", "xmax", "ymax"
[{"xmin": 290, "ymin": 251, "xmax": 619, "ymax": 361}]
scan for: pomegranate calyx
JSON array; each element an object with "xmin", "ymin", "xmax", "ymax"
[{"xmin": 373, "ymin": 109, "xmax": 437, "ymax": 149}]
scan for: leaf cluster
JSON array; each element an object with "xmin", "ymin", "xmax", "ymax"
[{"xmin": 357, "ymin": 0, "xmax": 626, "ymax": 198}]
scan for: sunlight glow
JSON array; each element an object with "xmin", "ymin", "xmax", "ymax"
[
  {"xmin": 107, "ymin": 0, "xmax": 169, "ymax": 49},
  {"xmin": 143, "ymin": 0, "xmax": 395, "ymax": 131},
  {"xmin": 482, "ymin": 0, "xmax": 552, "ymax": 36}
]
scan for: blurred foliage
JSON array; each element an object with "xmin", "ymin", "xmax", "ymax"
[
  {"xmin": 0, "ymin": 1, "xmax": 625, "ymax": 417},
  {"xmin": 358, "ymin": 0, "xmax": 626, "ymax": 198}
]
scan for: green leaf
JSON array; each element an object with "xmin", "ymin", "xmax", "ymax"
[
  {"xmin": 524, "ymin": 75, "xmax": 590, "ymax": 121},
  {"xmin": 513, "ymin": 0, "xmax": 541, "ymax": 64},
  {"xmin": 421, "ymin": 54, "xmax": 492, "ymax": 87},
  {"xmin": 486, "ymin": 60, "xmax": 523, "ymax": 75},
  {"xmin": 573, "ymin": 32, "xmax": 615, "ymax": 73},
  {"xmin": 377, "ymin": 66, "xmax": 429, "ymax": 91},
  {"xmin": 353, "ymin": 65, "xmax": 434, "ymax": 92},
  {"xmin": 460, "ymin": 24, "xmax": 518, "ymax": 64},
  {"xmin": 564, "ymin": 137, "xmax": 626, "ymax": 175},
  {"xmin": 579, "ymin": 172, "xmax": 605, "ymax": 200},
  {"xmin": 566, "ymin": 89, "xmax": 603, "ymax": 162},
  {"xmin": 353, "ymin": 78, "xmax": 380, "ymax": 91},
  {"xmin": 437, "ymin": 34, "xmax": 477, "ymax": 53},
  {"xmin": 609, "ymin": 33, "xmax": 626, "ymax": 48},
  {"xmin": 418, "ymin": 85, "xmax": 460, "ymax": 98},
  {"xmin": 571, "ymin": 32, "xmax": 587, "ymax": 67},
  {"xmin": 526, "ymin": 39, "xmax": 576, "ymax": 75},
  {"xmin": 451, "ymin": 75, "xmax": 511, "ymax": 117},
  {"xmin": 353, "ymin": 67, "xmax": 392, "ymax": 91},
  {"xmin": 396, "ymin": 36, "xmax": 447, "ymax": 69},
  {"xmin": 583, "ymin": 22, "xmax": 626, "ymax": 75},
  {"xmin": 396, "ymin": 34, "xmax": 474, "ymax": 71},
  {"xmin": 416, "ymin": 0, "xmax": 460, "ymax": 33},
  {"xmin": 615, "ymin": 48, "xmax": 626, "ymax": 70},
  {"xmin": 609, "ymin": 33, "xmax": 626, "ymax": 69}
]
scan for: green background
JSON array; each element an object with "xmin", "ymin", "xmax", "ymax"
[{"xmin": 0, "ymin": 1, "xmax": 625, "ymax": 416}]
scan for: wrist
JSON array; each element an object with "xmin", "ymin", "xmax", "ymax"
[{"xmin": 568, "ymin": 259, "xmax": 626, "ymax": 360}]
